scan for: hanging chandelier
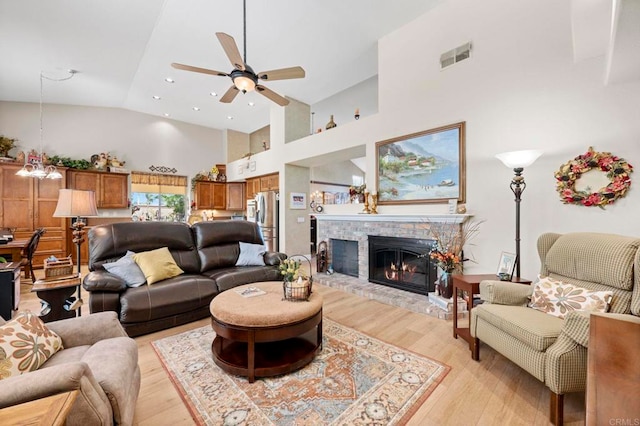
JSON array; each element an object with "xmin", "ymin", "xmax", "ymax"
[{"xmin": 16, "ymin": 70, "xmax": 77, "ymax": 179}]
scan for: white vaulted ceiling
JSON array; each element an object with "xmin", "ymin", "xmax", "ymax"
[
  {"xmin": 0, "ymin": 0, "xmax": 443, "ymax": 133},
  {"xmin": 0, "ymin": 0, "xmax": 637, "ymax": 134}
]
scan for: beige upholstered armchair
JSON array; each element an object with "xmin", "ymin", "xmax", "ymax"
[
  {"xmin": 470, "ymin": 232, "xmax": 640, "ymax": 425},
  {"xmin": 0, "ymin": 311, "xmax": 141, "ymax": 425}
]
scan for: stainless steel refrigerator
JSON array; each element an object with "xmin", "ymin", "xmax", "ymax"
[{"xmin": 255, "ymin": 191, "xmax": 279, "ymax": 252}]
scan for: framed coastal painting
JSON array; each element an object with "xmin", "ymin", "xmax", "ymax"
[{"xmin": 376, "ymin": 122, "xmax": 466, "ymax": 204}]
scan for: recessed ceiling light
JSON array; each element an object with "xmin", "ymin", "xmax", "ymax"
[
  {"xmin": 248, "ymin": 102, "xmax": 255, "ymax": 107},
  {"xmin": 152, "ymin": 95, "xmax": 161, "ymax": 100},
  {"xmin": 227, "ymin": 116, "xmax": 233, "ymax": 120},
  {"xmin": 193, "ymin": 107, "xmax": 200, "ymax": 111},
  {"xmin": 165, "ymin": 77, "xmax": 175, "ymax": 83},
  {"xmin": 163, "ymin": 113, "xmax": 170, "ymax": 117},
  {"xmin": 210, "ymin": 92, "xmax": 217, "ymax": 97}
]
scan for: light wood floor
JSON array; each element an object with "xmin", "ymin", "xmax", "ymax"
[{"xmin": 19, "ymin": 270, "xmax": 585, "ymax": 425}]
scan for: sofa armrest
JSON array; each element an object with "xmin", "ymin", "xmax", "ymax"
[
  {"xmin": 0, "ymin": 362, "xmax": 104, "ymax": 408},
  {"xmin": 46, "ymin": 312, "xmax": 127, "ymax": 347},
  {"xmin": 264, "ymin": 251, "xmax": 287, "ymax": 266},
  {"xmin": 561, "ymin": 312, "xmax": 640, "ymax": 348},
  {"xmin": 560, "ymin": 311, "xmax": 592, "ymax": 347},
  {"xmin": 83, "ymin": 270, "xmax": 127, "ymax": 292},
  {"xmin": 479, "ymin": 280, "xmax": 533, "ymax": 306}
]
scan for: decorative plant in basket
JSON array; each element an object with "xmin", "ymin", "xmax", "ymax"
[{"xmin": 278, "ymin": 256, "xmax": 313, "ymax": 301}]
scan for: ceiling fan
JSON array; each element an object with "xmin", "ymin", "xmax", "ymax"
[{"xmin": 171, "ymin": 0, "xmax": 305, "ymax": 107}]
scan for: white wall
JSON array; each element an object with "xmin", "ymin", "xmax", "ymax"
[
  {"xmin": 228, "ymin": 0, "xmax": 640, "ymax": 278},
  {"xmin": 0, "ymin": 101, "xmax": 225, "ymax": 184},
  {"xmin": 311, "ymin": 75, "xmax": 378, "ymax": 134}
]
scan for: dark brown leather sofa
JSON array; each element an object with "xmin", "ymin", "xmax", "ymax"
[{"xmin": 83, "ymin": 220, "xmax": 285, "ymax": 336}]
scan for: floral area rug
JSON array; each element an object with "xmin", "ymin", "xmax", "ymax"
[{"xmin": 152, "ymin": 318, "xmax": 449, "ymax": 425}]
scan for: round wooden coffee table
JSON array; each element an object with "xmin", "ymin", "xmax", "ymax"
[{"xmin": 210, "ymin": 281, "xmax": 323, "ymax": 383}]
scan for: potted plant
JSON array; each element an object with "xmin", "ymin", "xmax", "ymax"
[{"xmin": 0, "ymin": 135, "xmax": 18, "ymax": 158}]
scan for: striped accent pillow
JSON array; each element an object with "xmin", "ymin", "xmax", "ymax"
[{"xmin": 529, "ymin": 276, "xmax": 612, "ymax": 319}]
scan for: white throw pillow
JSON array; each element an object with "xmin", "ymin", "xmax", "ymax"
[
  {"xmin": 235, "ymin": 242, "xmax": 266, "ymax": 266},
  {"xmin": 529, "ymin": 276, "xmax": 613, "ymax": 319}
]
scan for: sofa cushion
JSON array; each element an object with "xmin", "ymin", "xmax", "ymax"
[
  {"xmin": 529, "ymin": 276, "xmax": 612, "ymax": 319},
  {"xmin": 41, "ymin": 345, "xmax": 90, "ymax": 368},
  {"xmin": 204, "ymin": 266, "xmax": 282, "ymax": 292},
  {"xmin": 119, "ymin": 274, "xmax": 217, "ymax": 323},
  {"xmin": 543, "ymin": 232, "xmax": 640, "ymax": 291},
  {"xmin": 473, "ymin": 304, "xmax": 563, "ymax": 351},
  {"xmin": 0, "ymin": 311, "xmax": 63, "ymax": 379},
  {"xmin": 235, "ymin": 242, "xmax": 266, "ymax": 266},
  {"xmin": 89, "ymin": 222, "xmax": 201, "ymax": 274},
  {"xmin": 103, "ymin": 251, "xmax": 146, "ymax": 287},
  {"xmin": 193, "ymin": 221, "xmax": 265, "ymax": 272},
  {"xmin": 133, "ymin": 247, "xmax": 184, "ymax": 285}
]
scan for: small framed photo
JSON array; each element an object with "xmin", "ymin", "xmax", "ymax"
[
  {"xmin": 237, "ymin": 164, "xmax": 243, "ymax": 174},
  {"xmin": 289, "ymin": 192, "xmax": 307, "ymax": 209},
  {"xmin": 496, "ymin": 251, "xmax": 517, "ymax": 281},
  {"xmin": 448, "ymin": 199, "xmax": 458, "ymax": 214},
  {"xmin": 249, "ymin": 161, "xmax": 256, "ymax": 172}
]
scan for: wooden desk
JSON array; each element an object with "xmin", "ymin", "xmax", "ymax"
[
  {"xmin": 32, "ymin": 276, "xmax": 82, "ymax": 322},
  {"xmin": 452, "ymin": 274, "xmax": 531, "ymax": 360},
  {"xmin": 0, "ymin": 239, "xmax": 28, "ymax": 264},
  {"xmin": 0, "ymin": 390, "xmax": 78, "ymax": 425}
]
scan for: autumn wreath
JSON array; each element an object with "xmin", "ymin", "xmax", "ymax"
[{"xmin": 555, "ymin": 147, "xmax": 633, "ymax": 208}]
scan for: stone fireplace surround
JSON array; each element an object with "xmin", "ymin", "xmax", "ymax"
[{"xmin": 316, "ymin": 214, "xmax": 470, "ymax": 282}]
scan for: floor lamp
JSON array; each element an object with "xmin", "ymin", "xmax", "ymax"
[
  {"xmin": 495, "ymin": 150, "xmax": 542, "ymax": 278},
  {"xmin": 53, "ymin": 189, "xmax": 98, "ymax": 315}
]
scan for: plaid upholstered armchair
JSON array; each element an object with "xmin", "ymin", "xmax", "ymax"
[{"xmin": 470, "ymin": 232, "xmax": 640, "ymax": 425}]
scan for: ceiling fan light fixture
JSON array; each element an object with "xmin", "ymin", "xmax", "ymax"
[{"xmin": 232, "ymin": 73, "xmax": 256, "ymax": 93}]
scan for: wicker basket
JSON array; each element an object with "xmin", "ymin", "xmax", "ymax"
[
  {"xmin": 282, "ymin": 255, "xmax": 313, "ymax": 302},
  {"xmin": 44, "ymin": 257, "xmax": 75, "ymax": 279}
]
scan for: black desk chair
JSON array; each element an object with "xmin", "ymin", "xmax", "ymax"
[{"xmin": 21, "ymin": 228, "xmax": 46, "ymax": 281}]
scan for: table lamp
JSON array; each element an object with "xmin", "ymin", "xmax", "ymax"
[
  {"xmin": 495, "ymin": 149, "xmax": 542, "ymax": 278},
  {"xmin": 53, "ymin": 189, "xmax": 99, "ymax": 314}
]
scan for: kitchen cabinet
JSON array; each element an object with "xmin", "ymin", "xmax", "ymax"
[
  {"xmin": 67, "ymin": 170, "xmax": 129, "ymax": 208},
  {"xmin": 226, "ymin": 183, "xmax": 245, "ymax": 210},
  {"xmin": 246, "ymin": 178, "xmax": 260, "ymax": 200},
  {"xmin": 259, "ymin": 173, "xmax": 279, "ymax": 192},
  {"xmin": 195, "ymin": 181, "xmax": 226, "ymax": 210},
  {"xmin": 0, "ymin": 163, "xmax": 68, "ymax": 268}
]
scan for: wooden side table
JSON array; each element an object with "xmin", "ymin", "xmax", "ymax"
[
  {"xmin": 0, "ymin": 390, "xmax": 78, "ymax": 425},
  {"xmin": 32, "ymin": 275, "xmax": 82, "ymax": 323},
  {"xmin": 452, "ymin": 274, "xmax": 531, "ymax": 360}
]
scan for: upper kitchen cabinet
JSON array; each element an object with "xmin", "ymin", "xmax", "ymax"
[{"xmin": 67, "ymin": 170, "xmax": 129, "ymax": 209}]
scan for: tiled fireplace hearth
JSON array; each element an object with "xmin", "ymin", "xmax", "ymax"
[{"xmin": 316, "ymin": 214, "xmax": 470, "ymax": 292}]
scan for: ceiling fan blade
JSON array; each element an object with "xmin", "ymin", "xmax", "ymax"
[
  {"xmin": 257, "ymin": 66, "xmax": 305, "ymax": 81},
  {"xmin": 171, "ymin": 63, "xmax": 228, "ymax": 77},
  {"xmin": 216, "ymin": 32, "xmax": 245, "ymax": 71},
  {"xmin": 220, "ymin": 85, "xmax": 240, "ymax": 103},
  {"xmin": 256, "ymin": 85, "xmax": 289, "ymax": 106}
]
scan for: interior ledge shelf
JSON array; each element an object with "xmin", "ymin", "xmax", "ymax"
[{"xmin": 313, "ymin": 214, "xmax": 472, "ymax": 223}]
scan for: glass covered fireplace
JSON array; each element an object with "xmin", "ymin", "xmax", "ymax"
[{"xmin": 368, "ymin": 235, "xmax": 437, "ymax": 295}]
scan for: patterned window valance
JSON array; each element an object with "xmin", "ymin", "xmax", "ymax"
[{"xmin": 130, "ymin": 171, "xmax": 187, "ymax": 187}]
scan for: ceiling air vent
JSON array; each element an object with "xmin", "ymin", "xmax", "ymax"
[{"xmin": 440, "ymin": 42, "xmax": 472, "ymax": 69}]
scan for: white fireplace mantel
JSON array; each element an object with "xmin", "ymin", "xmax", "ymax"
[{"xmin": 313, "ymin": 214, "xmax": 472, "ymax": 224}]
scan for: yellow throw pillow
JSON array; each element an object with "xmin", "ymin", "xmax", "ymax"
[
  {"xmin": 0, "ymin": 310, "xmax": 63, "ymax": 379},
  {"xmin": 132, "ymin": 247, "xmax": 184, "ymax": 285}
]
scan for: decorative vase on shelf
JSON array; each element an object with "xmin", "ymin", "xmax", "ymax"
[
  {"xmin": 437, "ymin": 271, "xmax": 454, "ymax": 299},
  {"xmin": 325, "ymin": 115, "xmax": 337, "ymax": 130}
]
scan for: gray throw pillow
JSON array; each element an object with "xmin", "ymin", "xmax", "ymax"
[
  {"xmin": 103, "ymin": 251, "xmax": 147, "ymax": 287},
  {"xmin": 235, "ymin": 242, "xmax": 266, "ymax": 266}
]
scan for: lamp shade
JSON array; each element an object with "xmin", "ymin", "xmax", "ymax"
[
  {"xmin": 495, "ymin": 150, "xmax": 543, "ymax": 168},
  {"xmin": 53, "ymin": 189, "xmax": 99, "ymax": 218}
]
